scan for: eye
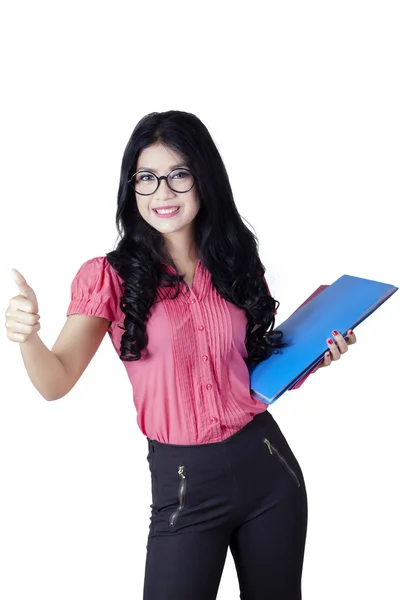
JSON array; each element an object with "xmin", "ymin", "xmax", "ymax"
[
  {"xmin": 138, "ymin": 172, "xmax": 155, "ymax": 182},
  {"xmin": 171, "ymin": 170, "xmax": 189, "ymax": 179}
]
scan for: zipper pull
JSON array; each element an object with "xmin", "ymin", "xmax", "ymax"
[
  {"xmin": 264, "ymin": 438, "xmax": 273, "ymax": 454},
  {"xmin": 178, "ymin": 465, "xmax": 186, "ymax": 478}
]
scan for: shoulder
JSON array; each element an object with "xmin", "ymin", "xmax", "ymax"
[
  {"xmin": 69, "ymin": 256, "xmax": 123, "ymax": 293},
  {"xmin": 73, "ymin": 255, "xmax": 112, "ymax": 274}
]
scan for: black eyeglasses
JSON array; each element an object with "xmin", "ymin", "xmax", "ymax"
[{"xmin": 128, "ymin": 167, "xmax": 196, "ymax": 196}]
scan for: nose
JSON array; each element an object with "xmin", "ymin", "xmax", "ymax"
[{"xmin": 156, "ymin": 177, "xmax": 175, "ymax": 199}]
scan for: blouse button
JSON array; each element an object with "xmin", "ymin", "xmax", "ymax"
[
  {"xmin": 202, "ymin": 355, "xmax": 208, "ymax": 362},
  {"xmin": 198, "ymin": 325, "xmax": 204, "ymax": 331},
  {"xmin": 210, "ymin": 417, "xmax": 219, "ymax": 424},
  {"xmin": 189, "ymin": 298, "xmax": 196, "ymax": 304},
  {"xmin": 206, "ymin": 384, "xmax": 213, "ymax": 390}
]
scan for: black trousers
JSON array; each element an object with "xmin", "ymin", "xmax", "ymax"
[{"xmin": 143, "ymin": 409, "xmax": 308, "ymax": 599}]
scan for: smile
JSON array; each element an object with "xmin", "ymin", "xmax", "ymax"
[{"xmin": 153, "ymin": 207, "xmax": 180, "ymax": 218}]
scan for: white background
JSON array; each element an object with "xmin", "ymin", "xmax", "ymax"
[{"xmin": 1, "ymin": 1, "xmax": 399, "ymax": 598}]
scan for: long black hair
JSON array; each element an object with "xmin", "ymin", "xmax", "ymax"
[{"xmin": 106, "ymin": 110, "xmax": 286, "ymax": 366}]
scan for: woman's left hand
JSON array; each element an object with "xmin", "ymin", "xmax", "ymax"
[{"xmin": 311, "ymin": 329, "xmax": 357, "ymax": 374}]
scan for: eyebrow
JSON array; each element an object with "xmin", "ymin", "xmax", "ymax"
[{"xmin": 136, "ymin": 163, "xmax": 188, "ymax": 172}]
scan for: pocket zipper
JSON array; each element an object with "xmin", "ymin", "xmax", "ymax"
[
  {"xmin": 263, "ymin": 438, "xmax": 301, "ymax": 488},
  {"xmin": 169, "ymin": 465, "xmax": 187, "ymax": 527}
]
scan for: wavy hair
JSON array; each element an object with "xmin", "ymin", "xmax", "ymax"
[{"xmin": 106, "ymin": 110, "xmax": 286, "ymax": 366}]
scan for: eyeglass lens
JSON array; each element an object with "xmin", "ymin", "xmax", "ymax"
[{"xmin": 132, "ymin": 169, "xmax": 194, "ymax": 194}]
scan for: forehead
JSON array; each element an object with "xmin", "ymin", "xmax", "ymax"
[{"xmin": 136, "ymin": 143, "xmax": 187, "ymax": 173}]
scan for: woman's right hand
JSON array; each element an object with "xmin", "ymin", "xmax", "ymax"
[{"xmin": 5, "ymin": 269, "xmax": 41, "ymax": 343}]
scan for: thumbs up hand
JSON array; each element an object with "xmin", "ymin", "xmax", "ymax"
[{"xmin": 4, "ymin": 269, "xmax": 41, "ymax": 343}]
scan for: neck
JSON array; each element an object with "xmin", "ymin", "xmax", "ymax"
[{"xmin": 164, "ymin": 234, "xmax": 198, "ymax": 265}]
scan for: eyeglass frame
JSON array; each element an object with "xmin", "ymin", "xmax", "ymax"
[{"xmin": 128, "ymin": 167, "xmax": 196, "ymax": 196}]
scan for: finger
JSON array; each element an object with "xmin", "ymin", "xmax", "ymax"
[
  {"xmin": 345, "ymin": 329, "xmax": 357, "ymax": 345},
  {"xmin": 332, "ymin": 330, "xmax": 348, "ymax": 354},
  {"xmin": 7, "ymin": 331, "xmax": 29, "ymax": 342},
  {"xmin": 322, "ymin": 351, "xmax": 332, "ymax": 367},
  {"xmin": 327, "ymin": 337, "xmax": 341, "ymax": 360},
  {"xmin": 10, "ymin": 269, "xmax": 32, "ymax": 299},
  {"xmin": 8, "ymin": 297, "xmax": 37, "ymax": 314},
  {"xmin": 7, "ymin": 308, "xmax": 40, "ymax": 325},
  {"xmin": 317, "ymin": 352, "xmax": 332, "ymax": 369},
  {"xmin": 7, "ymin": 321, "xmax": 41, "ymax": 335}
]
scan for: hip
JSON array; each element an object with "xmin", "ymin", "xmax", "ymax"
[{"xmin": 146, "ymin": 410, "xmax": 306, "ymax": 533}]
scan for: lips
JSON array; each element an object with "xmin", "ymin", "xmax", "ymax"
[
  {"xmin": 152, "ymin": 206, "xmax": 181, "ymax": 218},
  {"xmin": 153, "ymin": 206, "xmax": 180, "ymax": 213}
]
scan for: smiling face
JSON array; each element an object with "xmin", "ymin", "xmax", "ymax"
[{"xmin": 134, "ymin": 143, "xmax": 201, "ymax": 257}]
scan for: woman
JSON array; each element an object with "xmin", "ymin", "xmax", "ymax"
[{"xmin": 5, "ymin": 110, "xmax": 356, "ymax": 599}]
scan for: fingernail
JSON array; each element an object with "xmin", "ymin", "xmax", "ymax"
[
  {"xmin": 328, "ymin": 339, "xmax": 334, "ymax": 345},
  {"xmin": 325, "ymin": 352, "xmax": 330, "ymax": 358},
  {"xmin": 348, "ymin": 329, "xmax": 353, "ymax": 335},
  {"xmin": 332, "ymin": 330, "xmax": 339, "ymax": 336}
]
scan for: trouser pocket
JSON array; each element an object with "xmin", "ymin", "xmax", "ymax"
[
  {"xmin": 169, "ymin": 465, "xmax": 187, "ymax": 528},
  {"xmin": 263, "ymin": 437, "xmax": 301, "ymax": 488}
]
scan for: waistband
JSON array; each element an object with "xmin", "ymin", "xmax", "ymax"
[{"xmin": 147, "ymin": 409, "xmax": 272, "ymax": 455}]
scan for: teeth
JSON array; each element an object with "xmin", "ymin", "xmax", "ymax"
[{"xmin": 155, "ymin": 207, "xmax": 179, "ymax": 214}]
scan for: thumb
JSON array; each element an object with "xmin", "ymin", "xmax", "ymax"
[{"xmin": 10, "ymin": 268, "xmax": 34, "ymax": 299}]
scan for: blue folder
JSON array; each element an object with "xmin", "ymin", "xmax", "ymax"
[{"xmin": 249, "ymin": 274, "xmax": 398, "ymax": 405}]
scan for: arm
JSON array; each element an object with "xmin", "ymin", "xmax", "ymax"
[{"xmin": 20, "ymin": 315, "xmax": 110, "ymax": 401}]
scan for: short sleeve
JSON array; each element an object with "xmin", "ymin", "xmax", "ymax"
[{"xmin": 66, "ymin": 256, "xmax": 121, "ymax": 323}]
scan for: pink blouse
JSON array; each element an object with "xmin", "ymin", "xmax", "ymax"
[{"xmin": 66, "ymin": 256, "xmax": 309, "ymax": 445}]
